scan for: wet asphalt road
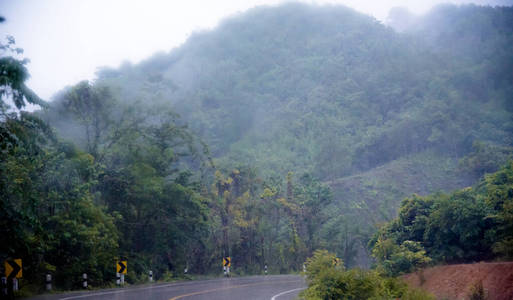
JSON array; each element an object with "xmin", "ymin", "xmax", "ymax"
[{"xmin": 28, "ymin": 275, "xmax": 306, "ymax": 300}]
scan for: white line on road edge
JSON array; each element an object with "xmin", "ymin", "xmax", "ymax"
[
  {"xmin": 59, "ymin": 276, "xmax": 300, "ymax": 299},
  {"xmin": 59, "ymin": 280, "xmax": 217, "ymax": 299},
  {"xmin": 270, "ymin": 287, "xmax": 306, "ymax": 300}
]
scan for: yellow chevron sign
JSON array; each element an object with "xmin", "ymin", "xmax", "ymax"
[
  {"xmin": 5, "ymin": 259, "xmax": 22, "ymax": 279},
  {"xmin": 117, "ymin": 261, "xmax": 127, "ymax": 274},
  {"xmin": 223, "ymin": 257, "xmax": 231, "ymax": 267}
]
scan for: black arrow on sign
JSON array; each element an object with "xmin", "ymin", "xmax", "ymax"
[
  {"xmin": 7, "ymin": 260, "xmax": 21, "ymax": 279},
  {"xmin": 118, "ymin": 261, "xmax": 126, "ymax": 274}
]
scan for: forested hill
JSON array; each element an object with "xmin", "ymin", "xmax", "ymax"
[
  {"xmin": 45, "ymin": 3, "xmax": 512, "ymax": 265},
  {"xmin": 72, "ymin": 3, "xmax": 511, "ymax": 178}
]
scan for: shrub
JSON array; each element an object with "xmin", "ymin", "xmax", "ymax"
[
  {"xmin": 301, "ymin": 250, "xmax": 435, "ymax": 299},
  {"xmin": 372, "ymin": 238, "xmax": 431, "ymax": 276}
]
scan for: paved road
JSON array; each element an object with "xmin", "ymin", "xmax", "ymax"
[{"xmin": 28, "ymin": 275, "xmax": 306, "ymax": 300}]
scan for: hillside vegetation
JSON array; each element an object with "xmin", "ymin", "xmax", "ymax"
[
  {"xmin": 299, "ymin": 161, "xmax": 513, "ymax": 299},
  {"xmin": 49, "ymin": 3, "xmax": 512, "ymax": 264},
  {"xmin": 1, "ymin": 2, "xmax": 513, "ymax": 296}
]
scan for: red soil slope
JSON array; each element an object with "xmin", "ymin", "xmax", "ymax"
[{"xmin": 403, "ymin": 262, "xmax": 513, "ymax": 300}]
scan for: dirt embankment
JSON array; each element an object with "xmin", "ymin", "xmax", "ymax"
[{"xmin": 402, "ymin": 262, "xmax": 513, "ymax": 300}]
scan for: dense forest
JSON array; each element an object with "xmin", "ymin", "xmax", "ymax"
[{"xmin": 1, "ymin": 2, "xmax": 513, "ymax": 296}]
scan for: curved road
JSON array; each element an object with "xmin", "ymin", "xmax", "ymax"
[{"xmin": 29, "ymin": 275, "xmax": 306, "ymax": 300}]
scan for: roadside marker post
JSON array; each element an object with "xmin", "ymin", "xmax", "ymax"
[
  {"xmin": 222, "ymin": 257, "xmax": 231, "ymax": 276},
  {"xmin": 82, "ymin": 273, "xmax": 87, "ymax": 289},
  {"xmin": 149, "ymin": 270, "xmax": 153, "ymax": 282},
  {"xmin": 264, "ymin": 265, "xmax": 267, "ymax": 275},
  {"xmin": 1, "ymin": 277, "xmax": 7, "ymax": 297},
  {"xmin": 12, "ymin": 278, "xmax": 18, "ymax": 292},
  {"xmin": 116, "ymin": 261, "xmax": 127, "ymax": 285},
  {"xmin": 46, "ymin": 273, "xmax": 52, "ymax": 291}
]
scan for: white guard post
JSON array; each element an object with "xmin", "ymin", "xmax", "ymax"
[
  {"xmin": 46, "ymin": 273, "xmax": 52, "ymax": 291},
  {"xmin": 1, "ymin": 277, "xmax": 7, "ymax": 296},
  {"xmin": 12, "ymin": 278, "xmax": 18, "ymax": 291}
]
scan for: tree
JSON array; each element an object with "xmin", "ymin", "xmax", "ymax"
[
  {"xmin": 481, "ymin": 161, "xmax": 513, "ymax": 258},
  {"xmin": 371, "ymin": 237, "xmax": 431, "ymax": 276},
  {"xmin": 56, "ymin": 81, "xmax": 114, "ymax": 158},
  {"xmin": 0, "ymin": 30, "xmax": 46, "ymax": 110}
]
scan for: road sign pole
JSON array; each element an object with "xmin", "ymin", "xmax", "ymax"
[
  {"xmin": 46, "ymin": 273, "xmax": 52, "ymax": 291},
  {"xmin": 116, "ymin": 273, "xmax": 120, "ymax": 285},
  {"xmin": 120, "ymin": 274, "xmax": 125, "ymax": 285}
]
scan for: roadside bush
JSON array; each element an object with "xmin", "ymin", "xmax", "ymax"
[
  {"xmin": 300, "ymin": 250, "xmax": 434, "ymax": 299},
  {"xmin": 372, "ymin": 238, "xmax": 431, "ymax": 276}
]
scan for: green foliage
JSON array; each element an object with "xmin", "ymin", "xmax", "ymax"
[
  {"xmin": 300, "ymin": 250, "xmax": 434, "ymax": 300},
  {"xmin": 371, "ymin": 238, "xmax": 431, "ymax": 276},
  {"xmin": 480, "ymin": 161, "xmax": 513, "ymax": 258},
  {"xmin": 55, "ymin": 80, "xmax": 114, "ymax": 158},
  {"xmin": 1, "ymin": 28, "xmax": 212, "ymax": 288},
  {"xmin": 92, "ymin": 3, "xmax": 512, "ymax": 182},
  {"xmin": 86, "ymin": 2, "xmax": 512, "ymax": 269},
  {"xmin": 371, "ymin": 161, "xmax": 513, "ymax": 268},
  {"xmin": 459, "ymin": 141, "xmax": 513, "ymax": 178},
  {"xmin": 0, "ymin": 35, "xmax": 46, "ymax": 110},
  {"xmin": 205, "ymin": 168, "xmax": 332, "ymax": 274},
  {"xmin": 0, "ymin": 120, "xmax": 118, "ymax": 288},
  {"xmin": 400, "ymin": 288, "xmax": 436, "ymax": 300},
  {"xmin": 304, "ymin": 250, "xmax": 344, "ymax": 280}
]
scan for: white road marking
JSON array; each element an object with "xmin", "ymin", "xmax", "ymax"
[
  {"xmin": 270, "ymin": 287, "xmax": 306, "ymax": 300},
  {"xmin": 59, "ymin": 280, "xmax": 218, "ymax": 299},
  {"xmin": 58, "ymin": 276, "xmax": 301, "ymax": 299}
]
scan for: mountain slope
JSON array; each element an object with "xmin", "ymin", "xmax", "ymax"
[
  {"xmin": 48, "ymin": 3, "xmax": 513, "ymax": 264},
  {"xmin": 92, "ymin": 3, "xmax": 511, "ymax": 176}
]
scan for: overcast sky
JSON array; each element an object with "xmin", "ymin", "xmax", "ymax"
[{"xmin": 1, "ymin": 0, "xmax": 511, "ymax": 101}]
